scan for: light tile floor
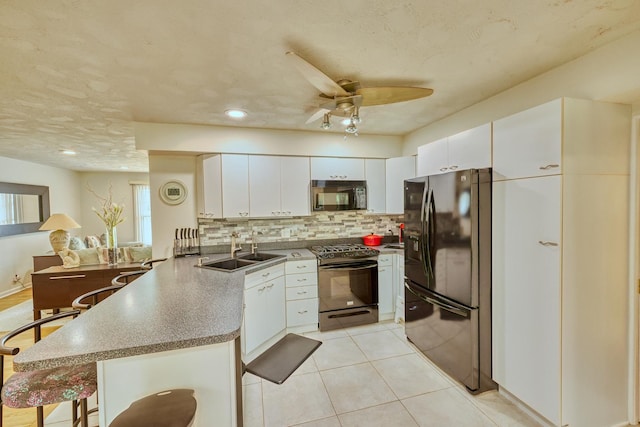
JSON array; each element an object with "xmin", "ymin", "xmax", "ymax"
[{"xmin": 243, "ymin": 321, "xmax": 545, "ymax": 427}]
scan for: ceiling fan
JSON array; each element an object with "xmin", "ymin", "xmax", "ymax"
[{"xmin": 285, "ymin": 51, "xmax": 433, "ymax": 136}]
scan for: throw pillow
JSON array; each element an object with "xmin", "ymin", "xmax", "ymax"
[
  {"xmin": 129, "ymin": 246, "xmax": 152, "ymax": 263},
  {"xmin": 85, "ymin": 235, "xmax": 101, "ymax": 248},
  {"xmin": 68, "ymin": 236, "xmax": 86, "ymax": 250},
  {"xmin": 74, "ymin": 248, "xmax": 100, "ymax": 265}
]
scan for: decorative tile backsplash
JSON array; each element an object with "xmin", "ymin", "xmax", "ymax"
[{"xmin": 198, "ymin": 211, "xmax": 403, "ymax": 247}]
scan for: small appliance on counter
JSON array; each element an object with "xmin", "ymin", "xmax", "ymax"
[{"xmin": 174, "ymin": 227, "xmax": 200, "ymax": 257}]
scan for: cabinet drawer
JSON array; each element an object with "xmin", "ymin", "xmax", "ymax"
[
  {"xmin": 378, "ymin": 254, "xmax": 393, "ymax": 266},
  {"xmin": 285, "ymin": 259, "xmax": 317, "ymax": 275},
  {"xmin": 285, "ymin": 271, "xmax": 317, "ymax": 288},
  {"xmin": 286, "ymin": 285, "xmax": 318, "ymax": 301},
  {"xmin": 286, "ymin": 299, "xmax": 318, "ymax": 327},
  {"xmin": 245, "ymin": 263, "xmax": 285, "ymax": 289}
]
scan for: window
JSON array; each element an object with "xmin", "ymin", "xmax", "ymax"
[{"xmin": 132, "ymin": 184, "xmax": 152, "ymax": 245}]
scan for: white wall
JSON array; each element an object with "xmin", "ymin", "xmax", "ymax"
[
  {"xmin": 0, "ymin": 157, "xmax": 81, "ymax": 295},
  {"xmin": 135, "ymin": 122, "xmax": 403, "ymax": 159},
  {"xmin": 403, "ymin": 28, "xmax": 640, "ymax": 154},
  {"xmin": 78, "ymin": 172, "xmax": 149, "ymax": 243},
  {"xmin": 148, "ymin": 155, "xmax": 197, "ymax": 259}
]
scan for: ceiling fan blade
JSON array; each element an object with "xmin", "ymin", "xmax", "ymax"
[
  {"xmin": 286, "ymin": 51, "xmax": 350, "ymax": 97},
  {"xmin": 306, "ymin": 108, "xmax": 330, "ymax": 124},
  {"xmin": 356, "ymin": 87, "xmax": 434, "ymax": 106}
]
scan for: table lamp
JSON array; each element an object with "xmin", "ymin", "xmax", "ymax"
[{"xmin": 39, "ymin": 213, "xmax": 81, "ymax": 253}]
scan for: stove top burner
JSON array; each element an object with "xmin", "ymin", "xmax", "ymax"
[{"xmin": 311, "ymin": 244, "xmax": 380, "ymax": 260}]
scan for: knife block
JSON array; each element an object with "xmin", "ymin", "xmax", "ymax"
[{"xmin": 173, "ymin": 238, "xmax": 200, "ymax": 258}]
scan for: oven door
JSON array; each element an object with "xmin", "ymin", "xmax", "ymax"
[{"xmin": 318, "ymin": 259, "xmax": 378, "ymax": 330}]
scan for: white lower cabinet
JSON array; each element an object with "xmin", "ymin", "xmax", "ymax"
[
  {"xmin": 377, "ymin": 254, "xmax": 394, "ymax": 319},
  {"xmin": 285, "ymin": 259, "xmax": 318, "ymax": 333},
  {"xmin": 242, "ymin": 264, "xmax": 286, "ymax": 356}
]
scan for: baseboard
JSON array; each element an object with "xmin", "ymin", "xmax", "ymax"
[
  {"xmin": 497, "ymin": 386, "xmax": 553, "ymax": 427},
  {"xmin": 0, "ymin": 284, "xmax": 31, "ymax": 299}
]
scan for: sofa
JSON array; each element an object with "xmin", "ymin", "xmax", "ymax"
[{"xmin": 65, "ymin": 234, "xmax": 152, "ymax": 265}]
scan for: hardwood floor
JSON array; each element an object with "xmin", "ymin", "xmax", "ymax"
[{"xmin": 0, "ymin": 289, "xmax": 62, "ymax": 427}]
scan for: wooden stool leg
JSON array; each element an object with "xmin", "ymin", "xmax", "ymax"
[{"xmin": 36, "ymin": 406, "xmax": 44, "ymax": 427}]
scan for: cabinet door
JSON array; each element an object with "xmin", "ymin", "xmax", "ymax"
[
  {"xmin": 493, "ymin": 99, "xmax": 562, "ymax": 181},
  {"xmin": 378, "ymin": 262, "xmax": 394, "ymax": 316},
  {"xmin": 385, "ymin": 156, "xmax": 415, "ymax": 214},
  {"xmin": 310, "ymin": 157, "xmax": 365, "ymax": 180},
  {"xmin": 249, "ymin": 155, "xmax": 281, "ymax": 217},
  {"xmin": 365, "ymin": 159, "xmax": 386, "ymax": 213},
  {"xmin": 447, "ymin": 123, "xmax": 492, "ymax": 171},
  {"xmin": 244, "ymin": 282, "xmax": 268, "ymax": 354},
  {"xmin": 264, "ymin": 275, "xmax": 286, "ymax": 342},
  {"xmin": 196, "ymin": 154, "xmax": 222, "ymax": 218},
  {"xmin": 221, "ymin": 154, "xmax": 250, "ymax": 217},
  {"xmin": 416, "ymin": 138, "xmax": 448, "ymax": 177},
  {"xmin": 492, "ymin": 176, "xmax": 561, "ymax": 426},
  {"xmin": 281, "ymin": 156, "xmax": 310, "ymax": 216}
]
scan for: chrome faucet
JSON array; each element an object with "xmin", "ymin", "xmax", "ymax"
[
  {"xmin": 250, "ymin": 231, "xmax": 262, "ymax": 254},
  {"xmin": 230, "ymin": 232, "xmax": 242, "ymax": 258}
]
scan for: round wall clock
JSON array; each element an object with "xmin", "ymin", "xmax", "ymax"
[{"xmin": 159, "ymin": 180, "xmax": 187, "ymax": 205}]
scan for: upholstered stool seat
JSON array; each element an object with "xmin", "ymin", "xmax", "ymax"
[
  {"xmin": 1, "ymin": 362, "xmax": 97, "ymax": 408},
  {"xmin": 109, "ymin": 389, "xmax": 196, "ymax": 427}
]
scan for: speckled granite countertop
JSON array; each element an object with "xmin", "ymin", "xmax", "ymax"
[{"xmin": 13, "ymin": 255, "xmax": 286, "ymax": 372}]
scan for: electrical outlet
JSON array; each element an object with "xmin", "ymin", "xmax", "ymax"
[{"xmin": 12, "ymin": 274, "xmax": 21, "ymax": 283}]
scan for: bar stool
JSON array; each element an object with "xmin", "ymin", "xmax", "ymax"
[
  {"xmin": 72, "ymin": 270, "xmax": 146, "ymax": 310},
  {"xmin": 140, "ymin": 258, "xmax": 167, "ymax": 270},
  {"xmin": 109, "ymin": 389, "xmax": 196, "ymax": 427},
  {"xmin": 111, "ymin": 270, "xmax": 147, "ymax": 286},
  {"xmin": 0, "ymin": 310, "xmax": 96, "ymax": 427}
]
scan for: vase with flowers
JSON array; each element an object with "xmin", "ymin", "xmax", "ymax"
[{"xmin": 89, "ymin": 185, "xmax": 125, "ymax": 266}]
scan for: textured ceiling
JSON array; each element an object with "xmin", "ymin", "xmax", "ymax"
[{"xmin": 1, "ymin": 0, "xmax": 640, "ymax": 172}]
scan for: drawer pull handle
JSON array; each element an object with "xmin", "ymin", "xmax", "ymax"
[
  {"xmin": 297, "ymin": 278, "xmax": 307, "ymax": 282},
  {"xmin": 538, "ymin": 240, "xmax": 559, "ymax": 247},
  {"xmin": 297, "ymin": 291, "xmax": 307, "ymax": 295},
  {"xmin": 439, "ymin": 167, "xmax": 448, "ymax": 172},
  {"xmin": 258, "ymin": 286, "xmax": 266, "ymax": 292},
  {"xmin": 266, "ymin": 283, "xmax": 275, "ymax": 288},
  {"xmin": 298, "ymin": 310, "xmax": 308, "ymax": 314},
  {"xmin": 379, "ymin": 268, "xmax": 386, "ymax": 272},
  {"xmin": 262, "ymin": 272, "xmax": 270, "ymax": 277},
  {"xmin": 49, "ymin": 275, "xmax": 86, "ymax": 280},
  {"xmin": 539, "ymin": 164, "xmax": 560, "ymax": 170},
  {"xmin": 296, "ymin": 265, "xmax": 307, "ymax": 269},
  {"xmin": 449, "ymin": 165, "xmax": 458, "ymax": 170}
]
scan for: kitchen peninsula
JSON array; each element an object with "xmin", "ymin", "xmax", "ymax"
[{"xmin": 13, "ymin": 256, "xmax": 281, "ymax": 426}]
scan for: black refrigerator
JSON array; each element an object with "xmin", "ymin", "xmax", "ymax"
[{"xmin": 404, "ymin": 168, "xmax": 496, "ymax": 394}]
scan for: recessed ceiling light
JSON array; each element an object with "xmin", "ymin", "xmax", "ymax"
[
  {"xmin": 60, "ymin": 149, "xmax": 76, "ymax": 155},
  {"xmin": 225, "ymin": 109, "xmax": 247, "ymax": 119}
]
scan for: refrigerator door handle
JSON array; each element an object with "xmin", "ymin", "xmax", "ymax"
[
  {"xmin": 405, "ymin": 282, "xmax": 469, "ymax": 318},
  {"xmin": 423, "ymin": 188, "xmax": 435, "ymax": 277}
]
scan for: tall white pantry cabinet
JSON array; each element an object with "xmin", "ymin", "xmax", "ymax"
[{"xmin": 491, "ymin": 98, "xmax": 630, "ymax": 427}]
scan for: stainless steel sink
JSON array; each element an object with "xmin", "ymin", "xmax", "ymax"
[
  {"xmin": 384, "ymin": 244, "xmax": 404, "ymax": 250},
  {"xmin": 198, "ymin": 252, "xmax": 284, "ymax": 271},
  {"xmin": 238, "ymin": 252, "xmax": 284, "ymax": 262},
  {"xmin": 200, "ymin": 258, "xmax": 257, "ymax": 271}
]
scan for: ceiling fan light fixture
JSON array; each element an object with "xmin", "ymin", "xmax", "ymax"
[
  {"xmin": 351, "ymin": 107, "xmax": 361, "ymax": 124},
  {"xmin": 345, "ymin": 122, "xmax": 358, "ymax": 134},
  {"xmin": 320, "ymin": 113, "xmax": 332, "ymax": 130},
  {"xmin": 225, "ymin": 109, "xmax": 247, "ymax": 119}
]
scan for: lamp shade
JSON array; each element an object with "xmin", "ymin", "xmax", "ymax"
[
  {"xmin": 39, "ymin": 213, "xmax": 81, "ymax": 231},
  {"xmin": 39, "ymin": 213, "xmax": 81, "ymax": 253}
]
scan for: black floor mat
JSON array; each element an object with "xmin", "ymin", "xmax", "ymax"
[{"xmin": 245, "ymin": 333, "xmax": 322, "ymax": 384}]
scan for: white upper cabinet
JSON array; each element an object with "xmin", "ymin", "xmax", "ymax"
[
  {"xmin": 310, "ymin": 157, "xmax": 365, "ymax": 180},
  {"xmin": 221, "ymin": 154, "xmax": 250, "ymax": 218},
  {"xmin": 385, "ymin": 156, "xmax": 415, "ymax": 214},
  {"xmin": 280, "ymin": 157, "xmax": 310, "ymax": 216},
  {"xmin": 416, "ymin": 137, "xmax": 448, "ymax": 176},
  {"xmin": 365, "ymin": 158, "xmax": 386, "ymax": 214},
  {"xmin": 416, "ymin": 123, "xmax": 491, "ymax": 177},
  {"xmin": 493, "ymin": 99, "xmax": 562, "ymax": 181},
  {"xmin": 249, "ymin": 156, "xmax": 310, "ymax": 217},
  {"xmin": 196, "ymin": 154, "xmax": 223, "ymax": 219},
  {"xmin": 249, "ymin": 156, "xmax": 281, "ymax": 217}
]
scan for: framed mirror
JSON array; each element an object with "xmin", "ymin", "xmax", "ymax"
[{"xmin": 0, "ymin": 183, "xmax": 50, "ymax": 237}]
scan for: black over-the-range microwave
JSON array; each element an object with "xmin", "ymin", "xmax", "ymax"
[{"xmin": 310, "ymin": 180, "xmax": 367, "ymax": 212}]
